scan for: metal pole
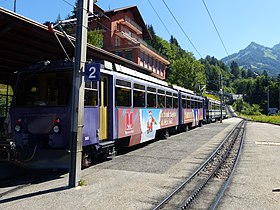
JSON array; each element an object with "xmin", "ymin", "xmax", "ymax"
[
  {"xmin": 69, "ymin": 0, "xmax": 88, "ymax": 188},
  {"xmin": 278, "ymin": 77, "xmax": 280, "ymax": 111},
  {"xmin": 14, "ymin": 0, "xmax": 16, "ymax": 12},
  {"xmin": 267, "ymin": 86, "xmax": 269, "ymax": 110},
  {"xmin": 220, "ymin": 73, "xmax": 223, "ymax": 123}
]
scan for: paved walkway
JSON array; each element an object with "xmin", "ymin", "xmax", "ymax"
[
  {"xmin": 218, "ymin": 121, "xmax": 280, "ymax": 209},
  {"xmin": 1, "ymin": 119, "xmax": 279, "ymax": 210}
]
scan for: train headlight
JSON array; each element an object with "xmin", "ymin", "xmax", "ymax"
[
  {"xmin": 14, "ymin": 124, "xmax": 22, "ymax": 132},
  {"xmin": 53, "ymin": 125, "xmax": 61, "ymax": 133}
]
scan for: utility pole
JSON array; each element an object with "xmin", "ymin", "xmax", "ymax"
[
  {"xmin": 14, "ymin": 0, "xmax": 16, "ymax": 12},
  {"xmin": 267, "ymin": 86, "xmax": 270, "ymax": 110},
  {"xmin": 69, "ymin": 0, "xmax": 88, "ymax": 188},
  {"xmin": 278, "ymin": 76, "xmax": 280, "ymax": 112},
  {"xmin": 219, "ymin": 73, "xmax": 223, "ymax": 123}
]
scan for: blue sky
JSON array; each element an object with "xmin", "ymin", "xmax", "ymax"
[{"xmin": 1, "ymin": 0, "xmax": 280, "ymax": 59}]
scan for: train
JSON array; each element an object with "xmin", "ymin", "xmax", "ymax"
[{"xmin": 0, "ymin": 60, "xmax": 226, "ymax": 168}]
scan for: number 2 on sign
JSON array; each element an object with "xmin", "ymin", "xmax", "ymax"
[{"xmin": 89, "ymin": 66, "xmax": 96, "ymax": 79}]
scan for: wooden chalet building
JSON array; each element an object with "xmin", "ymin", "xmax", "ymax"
[{"xmin": 88, "ymin": 5, "xmax": 170, "ymax": 80}]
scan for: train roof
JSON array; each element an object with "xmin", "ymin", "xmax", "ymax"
[
  {"xmin": 172, "ymin": 85, "xmax": 194, "ymax": 94},
  {"xmin": 0, "ymin": 7, "xmax": 162, "ymax": 85}
]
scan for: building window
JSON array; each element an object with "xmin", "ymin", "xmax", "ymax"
[
  {"xmin": 125, "ymin": 50, "xmax": 133, "ymax": 61},
  {"xmin": 157, "ymin": 61, "xmax": 160, "ymax": 74},
  {"xmin": 144, "ymin": 53, "xmax": 148, "ymax": 68},
  {"xmin": 140, "ymin": 51, "xmax": 144, "ymax": 66},
  {"xmin": 149, "ymin": 56, "xmax": 153, "ymax": 70},
  {"xmin": 115, "ymin": 37, "xmax": 120, "ymax": 46},
  {"xmin": 154, "ymin": 60, "xmax": 157, "ymax": 73},
  {"xmin": 127, "ymin": 30, "xmax": 132, "ymax": 37},
  {"xmin": 115, "ymin": 51, "xmax": 122, "ymax": 57}
]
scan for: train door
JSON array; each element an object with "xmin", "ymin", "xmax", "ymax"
[{"xmin": 99, "ymin": 75, "xmax": 108, "ymax": 140}]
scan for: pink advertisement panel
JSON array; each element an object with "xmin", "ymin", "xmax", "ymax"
[{"xmin": 117, "ymin": 108, "xmax": 141, "ymax": 139}]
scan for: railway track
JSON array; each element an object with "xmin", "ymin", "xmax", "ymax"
[{"xmin": 153, "ymin": 119, "xmax": 246, "ymax": 210}]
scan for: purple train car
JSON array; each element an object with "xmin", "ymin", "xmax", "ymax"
[
  {"xmin": 0, "ymin": 59, "xmax": 224, "ymax": 169},
  {"xmin": 0, "ymin": 60, "xmax": 180, "ymax": 168},
  {"xmin": 172, "ymin": 85, "xmax": 205, "ymax": 131}
]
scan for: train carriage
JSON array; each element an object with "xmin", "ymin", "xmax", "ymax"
[
  {"xmin": 0, "ymin": 58, "xmax": 229, "ymax": 169},
  {"xmin": 205, "ymin": 97, "xmax": 226, "ymax": 123},
  {"xmin": 0, "ymin": 60, "xmax": 180, "ymax": 168},
  {"xmin": 172, "ymin": 85, "xmax": 205, "ymax": 131}
]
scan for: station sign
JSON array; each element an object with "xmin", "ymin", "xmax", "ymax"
[{"xmin": 85, "ymin": 63, "xmax": 100, "ymax": 82}]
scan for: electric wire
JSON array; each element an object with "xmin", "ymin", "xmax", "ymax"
[
  {"xmin": 61, "ymin": 0, "xmax": 89, "ymax": 30},
  {"xmin": 161, "ymin": 0, "xmax": 203, "ymax": 58},
  {"xmin": 147, "ymin": 0, "xmax": 171, "ymax": 36},
  {"xmin": 202, "ymin": 0, "xmax": 229, "ymax": 56}
]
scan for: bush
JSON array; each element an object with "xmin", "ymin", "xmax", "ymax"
[{"xmin": 233, "ymin": 99, "xmax": 262, "ymax": 115}]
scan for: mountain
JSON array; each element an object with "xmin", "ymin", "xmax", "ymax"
[{"xmin": 221, "ymin": 42, "xmax": 280, "ymax": 76}]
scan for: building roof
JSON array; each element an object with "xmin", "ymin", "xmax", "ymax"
[
  {"xmin": 0, "ymin": 7, "xmax": 153, "ymax": 85},
  {"xmin": 104, "ymin": 5, "xmax": 152, "ymax": 40}
]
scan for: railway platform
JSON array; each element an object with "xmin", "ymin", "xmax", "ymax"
[
  {"xmin": 217, "ymin": 121, "xmax": 280, "ymax": 209},
  {"xmin": 0, "ymin": 118, "xmax": 279, "ymax": 209}
]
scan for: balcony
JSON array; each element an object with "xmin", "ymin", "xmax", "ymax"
[
  {"xmin": 120, "ymin": 16, "xmax": 143, "ymax": 35},
  {"xmin": 115, "ymin": 31, "xmax": 140, "ymax": 45}
]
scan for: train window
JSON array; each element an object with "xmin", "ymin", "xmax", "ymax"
[
  {"xmin": 182, "ymin": 99, "xmax": 187, "ymax": 108},
  {"xmin": 190, "ymin": 99, "xmax": 194, "ymax": 108},
  {"xmin": 173, "ymin": 93, "xmax": 178, "ymax": 108},
  {"xmin": 15, "ymin": 71, "xmax": 71, "ymax": 107},
  {"xmin": 0, "ymin": 84, "xmax": 13, "ymax": 117},
  {"xmin": 84, "ymin": 81, "xmax": 98, "ymax": 106},
  {"xmin": 134, "ymin": 83, "xmax": 145, "ymax": 91},
  {"xmin": 166, "ymin": 91, "xmax": 172, "ymax": 108},
  {"xmin": 147, "ymin": 87, "xmax": 156, "ymax": 93},
  {"xmin": 157, "ymin": 89, "xmax": 165, "ymax": 108},
  {"xmin": 116, "ymin": 79, "xmax": 131, "ymax": 88},
  {"xmin": 187, "ymin": 99, "xmax": 191, "ymax": 108},
  {"xmin": 115, "ymin": 79, "xmax": 131, "ymax": 107},
  {"xmin": 147, "ymin": 87, "xmax": 156, "ymax": 108},
  {"xmin": 133, "ymin": 83, "xmax": 145, "ymax": 107}
]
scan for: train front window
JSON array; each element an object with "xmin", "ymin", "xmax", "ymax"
[{"xmin": 15, "ymin": 71, "xmax": 72, "ymax": 107}]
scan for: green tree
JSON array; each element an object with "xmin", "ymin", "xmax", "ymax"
[
  {"xmin": 87, "ymin": 29, "xmax": 103, "ymax": 48},
  {"xmin": 230, "ymin": 61, "xmax": 241, "ymax": 80},
  {"xmin": 167, "ymin": 56, "xmax": 205, "ymax": 93}
]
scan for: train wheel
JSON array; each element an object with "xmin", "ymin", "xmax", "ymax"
[
  {"xmin": 82, "ymin": 147, "xmax": 93, "ymax": 169},
  {"xmin": 163, "ymin": 129, "xmax": 170, "ymax": 139}
]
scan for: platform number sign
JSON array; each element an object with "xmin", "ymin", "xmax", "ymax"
[{"xmin": 85, "ymin": 63, "xmax": 100, "ymax": 82}]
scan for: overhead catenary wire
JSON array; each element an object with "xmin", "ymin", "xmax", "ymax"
[
  {"xmin": 161, "ymin": 0, "xmax": 203, "ymax": 58},
  {"xmin": 147, "ymin": 0, "xmax": 172, "ymax": 36},
  {"xmin": 201, "ymin": 0, "xmax": 229, "ymax": 56}
]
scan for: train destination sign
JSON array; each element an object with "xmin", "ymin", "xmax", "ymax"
[{"xmin": 85, "ymin": 63, "xmax": 100, "ymax": 82}]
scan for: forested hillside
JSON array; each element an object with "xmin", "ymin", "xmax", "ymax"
[{"xmin": 145, "ymin": 26, "xmax": 280, "ymax": 114}]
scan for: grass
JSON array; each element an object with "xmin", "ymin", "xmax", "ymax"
[
  {"xmin": 79, "ymin": 179, "xmax": 87, "ymax": 186},
  {"xmin": 239, "ymin": 114, "xmax": 280, "ymax": 124}
]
